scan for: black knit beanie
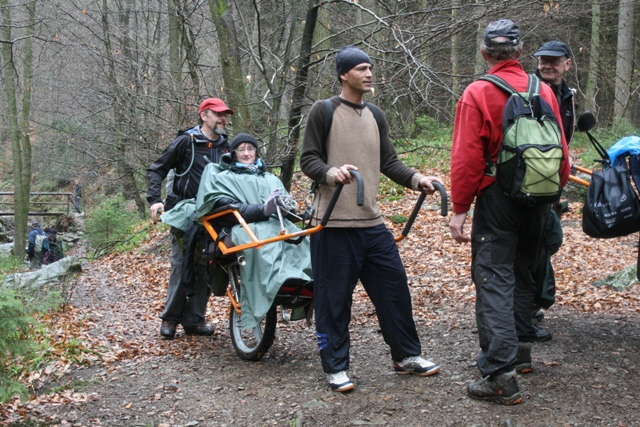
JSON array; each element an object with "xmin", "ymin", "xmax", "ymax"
[
  {"xmin": 335, "ymin": 45, "xmax": 372, "ymax": 80},
  {"xmin": 230, "ymin": 133, "xmax": 259, "ymax": 153}
]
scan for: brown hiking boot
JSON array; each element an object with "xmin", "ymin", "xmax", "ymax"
[
  {"xmin": 467, "ymin": 370, "xmax": 522, "ymax": 405},
  {"xmin": 160, "ymin": 320, "xmax": 177, "ymax": 339},
  {"xmin": 516, "ymin": 342, "xmax": 533, "ymax": 374}
]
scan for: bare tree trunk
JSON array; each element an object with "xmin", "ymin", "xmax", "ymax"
[
  {"xmin": 584, "ymin": 0, "xmax": 601, "ymax": 115},
  {"xmin": 1, "ymin": 0, "xmax": 35, "ymax": 259},
  {"xmin": 169, "ymin": 0, "xmax": 184, "ymax": 125},
  {"xmin": 474, "ymin": 20, "xmax": 486, "ymax": 76},
  {"xmin": 208, "ymin": 0, "xmax": 252, "ymax": 132},
  {"xmin": 315, "ymin": 4, "xmax": 333, "ymax": 101},
  {"xmin": 281, "ymin": 0, "xmax": 320, "ymax": 190},
  {"xmin": 101, "ymin": 0, "xmax": 146, "ymax": 218},
  {"xmin": 175, "ymin": 0, "xmax": 200, "ymax": 94},
  {"xmin": 450, "ymin": 0, "xmax": 461, "ymax": 116},
  {"xmin": 613, "ymin": 0, "xmax": 635, "ymax": 121}
]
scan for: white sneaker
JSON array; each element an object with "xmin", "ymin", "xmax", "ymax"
[
  {"xmin": 394, "ymin": 356, "xmax": 440, "ymax": 376},
  {"xmin": 327, "ymin": 370, "xmax": 354, "ymax": 392}
]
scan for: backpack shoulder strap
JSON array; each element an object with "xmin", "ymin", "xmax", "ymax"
[
  {"xmin": 479, "ymin": 74, "xmax": 518, "ymax": 95},
  {"xmin": 479, "ymin": 75, "xmax": 518, "ymax": 177},
  {"xmin": 527, "ymin": 74, "xmax": 541, "ymax": 98},
  {"xmin": 174, "ymin": 131, "xmax": 195, "ymax": 177}
]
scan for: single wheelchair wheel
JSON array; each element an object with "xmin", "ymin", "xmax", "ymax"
[{"xmin": 228, "ymin": 266, "xmax": 277, "ymax": 361}]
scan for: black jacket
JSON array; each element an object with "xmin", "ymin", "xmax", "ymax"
[
  {"xmin": 146, "ymin": 125, "xmax": 229, "ymax": 211},
  {"xmin": 535, "ymin": 70, "xmax": 575, "ymax": 144}
]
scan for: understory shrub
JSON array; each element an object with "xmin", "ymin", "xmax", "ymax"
[
  {"xmin": 0, "ymin": 287, "xmax": 61, "ymax": 402},
  {"xmin": 84, "ymin": 197, "xmax": 141, "ymax": 252}
]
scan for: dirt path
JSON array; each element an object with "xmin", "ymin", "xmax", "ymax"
[{"xmin": 4, "ymin": 201, "xmax": 640, "ymax": 426}]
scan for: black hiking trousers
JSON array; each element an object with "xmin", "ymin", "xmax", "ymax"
[
  {"xmin": 471, "ymin": 183, "xmax": 551, "ymax": 377},
  {"xmin": 310, "ymin": 224, "xmax": 422, "ymax": 374}
]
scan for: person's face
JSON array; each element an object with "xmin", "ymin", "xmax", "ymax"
[
  {"xmin": 537, "ymin": 56, "xmax": 571, "ymax": 86},
  {"xmin": 200, "ymin": 109, "xmax": 228, "ymax": 131},
  {"xmin": 234, "ymin": 143, "xmax": 257, "ymax": 164},
  {"xmin": 341, "ymin": 63, "xmax": 373, "ymax": 94}
]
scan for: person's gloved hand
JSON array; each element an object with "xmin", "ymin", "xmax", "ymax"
[
  {"xmin": 263, "ymin": 188, "xmax": 282, "ymax": 216},
  {"xmin": 277, "ymin": 193, "xmax": 298, "ymax": 216}
]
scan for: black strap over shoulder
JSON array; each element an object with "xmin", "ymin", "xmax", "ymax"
[
  {"xmin": 480, "ymin": 74, "xmax": 517, "ymax": 95},
  {"xmin": 480, "ymin": 74, "xmax": 542, "ymax": 103},
  {"xmin": 479, "ymin": 74, "xmax": 540, "ymax": 175}
]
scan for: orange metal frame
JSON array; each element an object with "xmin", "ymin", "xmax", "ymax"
[
  {"xmin": 569, "ymin": 165, "xmax": 593, "ymax": 187},
  {"xmin": 201, "ymin": 208, "xmax": 324, "ymax": 256},
  {"xmin": 201, "ymin": 179, "xmax": 447, "ymax": 317},
  {"xmin": 201, "ymin": 208, "xmax": 322, "ymax": 317}
]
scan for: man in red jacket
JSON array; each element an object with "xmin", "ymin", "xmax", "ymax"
[{"xmin": 449, "ymin": 19, "xmax": 570, "ymax": 405}]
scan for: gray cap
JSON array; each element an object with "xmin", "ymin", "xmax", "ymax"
[
  {"xmin": 483, "ymin": 19, "xmax": 521, "ymax": 47},
  {"xmin": 534, "ymin": 40, "xmax": 571, "ymax": 58}
]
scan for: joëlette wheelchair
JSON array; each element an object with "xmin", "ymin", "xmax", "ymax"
[{"xmin": 199, "ymin": 171, "xmax": 447, "ymax": 361}]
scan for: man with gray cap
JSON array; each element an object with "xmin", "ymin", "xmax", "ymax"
[
  {"xmin": 529, "ymin": 40, "xmax": 576, "ymax": 341},
  {"xmin": 449, "ymin": 20, "xmax": 570, "ymax": 404},
  {"xmin": 535, "ymin": 40, "xmax": 575, "ymax": 144},
  {"xmin": 301, "ymin": 45, "xmax": 443, "ymax": 392}
]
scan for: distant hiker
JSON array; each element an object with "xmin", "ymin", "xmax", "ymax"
[
  {"xmin": 73, "ymin": 180, "xmax": 83, "ymax": 213},
  {"xmin": 27, "ymin": 222, "xmax": 47, "ymax": 269},
  {"xmin": 449, "ymin": 19, "xmax": 570, "ymax": 405},
  {"xmin": 146, "ymin": 97, "xmax": 233, "ymax": 339},
  {"xmin": 41, "ymin": 228, "xmax": 65, "ymax": 265},
  {"xmin": 300, "ymin": 45, "xmax": 443, "ymax": 393}
]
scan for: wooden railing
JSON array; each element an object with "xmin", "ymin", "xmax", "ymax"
[{"xmin": 0, "ymin": 192, "xmax": 75, "ymax": 216}]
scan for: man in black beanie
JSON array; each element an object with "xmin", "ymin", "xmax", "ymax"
[
  {"xmin": 335, "ymin": 45, "xmax": 372, "ymax": 81},
  {"xmin": 301, "ymin": 45, "xmax": 443, "ymax": 392}
]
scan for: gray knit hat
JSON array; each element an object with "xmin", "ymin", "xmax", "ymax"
[
  {"xmin": 230, "ymin": 133, "xmax": 259, "ymax": 153},
  {"xmin": 336, "ymin": 45, "xmax": 372, "ymax": 80}
]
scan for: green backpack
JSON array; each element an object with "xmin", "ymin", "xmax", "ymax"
[{"xmin": 481, "ymin": 74, "xmax": 564, "ymax": 206}]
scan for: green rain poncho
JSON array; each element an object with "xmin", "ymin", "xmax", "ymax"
[{"xmin": 193, "ymin": 155, "xmax": 312, "ymax": 329}]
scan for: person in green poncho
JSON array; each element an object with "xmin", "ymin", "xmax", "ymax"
[{"xmin": 203, "ymin": 133, "xmax": 313, "ymax": 329}]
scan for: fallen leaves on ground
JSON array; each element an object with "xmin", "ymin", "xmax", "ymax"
[{"xmin": 2, "ymin": 174, "xmax": 639, "ymax": 423}]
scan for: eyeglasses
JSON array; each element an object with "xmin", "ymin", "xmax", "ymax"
[
  {"xmin": 235, "ymin": 147, "xmax": 256, "ymax": 153},
  {"xmin": 538, "ymin": 57, "xmax": 568, "ymax": 66}
]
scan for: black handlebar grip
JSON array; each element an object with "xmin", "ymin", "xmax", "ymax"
[
  {"xmin": 348, "ymin": 170, "xmax": 364, "ymax": 206},
  {"xmin": 320, "ymin": 170, "xmax": 365, "ymax": 226},
  {"xmin": 399, "ymin": 182, "xmax": 448, "ymax": 238},
  {"xmin": 432, "ymin": 182, "xmax": 448, "ymax": 217}
]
